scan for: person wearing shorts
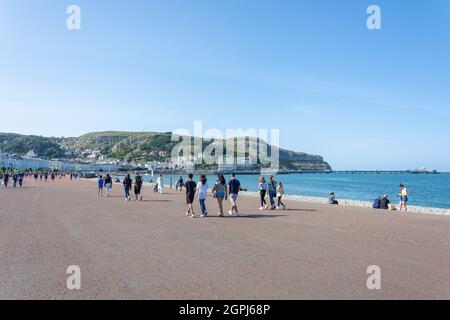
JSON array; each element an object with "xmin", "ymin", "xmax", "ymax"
[
  {"xmin": 399, "ymin": 183, "xmax": 409, "ymax": 212},
  {"xmin": 212, "ymin": 174, "xmax": 227, "ymax": 217},
  {"xmin": 97, "ymin": 175, "xmax": 104, "ymax": 197},
  {"xmin": 227, "ymin": 173, "xmax": 241, "ymax": 217},
  {"xmin": 185, "ymin": 174, "xmax": 197, "ymax": 217},
  {"xmin": 134, "ymin": 174, "xmax": 143, "ymax": 201}
]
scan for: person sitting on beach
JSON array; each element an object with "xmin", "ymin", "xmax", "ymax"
[
  {"xmin": 399, "ymin": 183, "xmax": 408, "ymax": 212},
  {"xmin": 373, "ymin": 196, "xmax": 381, "ymax": 209},
  {"xmin": 97, "ymin": 175, "xmax": 104, "ymax": 197},
  {"xmin": 328, "ymin": 192, "xmax": 338, "ymax": 205},
  {"xmin": 380, "ymin": 194, "xmax": 390, "ymax": 210}
]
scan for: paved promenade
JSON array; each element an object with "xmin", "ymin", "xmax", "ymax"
[{"xmin": 0, "ymin": 179, "xmax": 449, "ymax": 299}]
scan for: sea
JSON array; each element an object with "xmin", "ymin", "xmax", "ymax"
[{"xmin": 140, "ymin": 172, "xmax": 450, "ymax": 209}]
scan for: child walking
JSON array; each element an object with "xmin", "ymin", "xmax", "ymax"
[{"xmin": 276, "ymin": 182, "xmax": 286, "ymax": 210}]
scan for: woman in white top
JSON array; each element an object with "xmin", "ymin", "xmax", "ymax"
[
  {"xmin": 276, "ymin": 182, "xmax": 286, "ymax": 210},
  {"xmin": 156, "ymin": 174, "xmax": 164, "ymax": 194},
  {"xmin": 258, "ymin": 176, "xmax": 268, "ymax": 210}
]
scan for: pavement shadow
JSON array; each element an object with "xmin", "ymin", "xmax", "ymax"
[
  {"xmin": 283, "ymin": 208, "xmax": 317, "ymax": 212},
  {"xmin": 207, "ymin": 214, "xmax": 288, "ymax": 219}
]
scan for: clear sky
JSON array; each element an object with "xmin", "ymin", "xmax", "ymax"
[{"xmin": 1, "ymin": 0, "xmax": 449, "ymax": 170}]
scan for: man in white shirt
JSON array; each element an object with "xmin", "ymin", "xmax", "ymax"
[
  {"xmin": 156, "ymin": 174, "xmax": 164, "ymax": 194},
  {"xmin": 196, "ymin": 175, "xmax": 209, "ymax": 217}
]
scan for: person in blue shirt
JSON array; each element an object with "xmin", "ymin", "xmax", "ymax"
[
  {"xmin": 267, "ymin": 175, "xmax": 278, "ymax": 210},
  {"xmin": 97, "ymin": 175, "xmax": 104, "ymax": 197},
  {"xmin": 373, "ymin": 196, "xmax": 381, "ymax": 209},
  {"xmin": 227, "ymin": 173, "xmax": 241, "ymax": 217}
]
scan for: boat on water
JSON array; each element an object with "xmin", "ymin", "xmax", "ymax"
[{"xmin": 407, "ymin": 167, "xmax": 440, "ymax": 174}]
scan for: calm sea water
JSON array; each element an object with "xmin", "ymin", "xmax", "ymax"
[{"xmin": 142, "ymin": 172, "xmax": 450, "ymax": 209}]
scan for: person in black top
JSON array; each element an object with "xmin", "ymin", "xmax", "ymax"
[
  {"xmin": 380, "ymin": 194, "xmax": 390, "ymax": 210},
  {"xmin": 134, "ymin": 174, "xmax": 143, "ymax": 201},
  {"xmin": 176, "ymin": 176, "xmax": 184, "ymax": 191},
  {"xmin": 12, "ymin": 173, "xmax": 18, "ymax": 188},
  {"xmin": 2, "ymin": 172, "xmax": 10, "ymax": 188},
  {"xmin": 104, "ymin": 174, "xmax": 113, "ymax": 197},
  {"xmin": 123, "ymin": 174, "xmax": 133, "ymax": 201},
  {"xmin": 185, "ymin": 174, "xmax": 197, "ymax": 217},
  {"xmin": 18, "ymin": 172, "xmax": 24, "ymax": 187}
]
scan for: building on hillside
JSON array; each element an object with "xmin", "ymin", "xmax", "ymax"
[
  {"xmin": 25, "ymin": 150, "xmax": 38, "ymax": 158},
  {"xmin": 217, "ymin": 156, "xmax": 253, "ymax": 172}
]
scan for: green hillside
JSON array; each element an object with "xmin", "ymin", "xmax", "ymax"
[
  {"xmin": 0, "ymin": 133, "xmax": 66, "ymax": 159},
  {"xmin": 0, "ymin": 131, "xmax": 332, "ymax": 171}
]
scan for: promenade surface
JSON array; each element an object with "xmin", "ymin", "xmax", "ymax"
[{"xmin": 0, "ymin": 179, "xmax": 449, "ymax": 299}]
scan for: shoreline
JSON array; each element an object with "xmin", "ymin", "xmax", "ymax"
[{"xmin": 239, "ymin": 191, "xmax": 450, "ymax": 216}]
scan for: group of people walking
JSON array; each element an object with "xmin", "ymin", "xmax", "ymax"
[
  {"xmin": 99, "ymin": 172, "xmax": 287, "ymax": 218},
  {"xmin": 184, "ymin": 173, "xmax": 243, "ymax": 218},
  {"xmin": 257, "ymin": 176, "xmax": 286, "ymax": 210},
  {"xmin": 1, "ymin": 172, "xmax": 25, "ymax": 188}
]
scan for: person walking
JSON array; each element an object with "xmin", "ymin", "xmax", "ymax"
[
  {"xmin": 176, "ymin": 176, "xmax": 184, "ymax": 191},
  {"xmin": 399, "ymin": 183, "xmax": 409, "ymax": 212},
  {"xmin": 2, "ymin": 172, "xmax": 9, "ymax": 188},
  {"xmin": 104, "ymin": 174, "xmax": 112, "ymax": 197},
  {"xmin": 97, "ymin": 175, "xmax": 104, "ymax": 197},
  {"xmin": 276, "ymin": 181, "xmax": 286, "ymax": 210},
  {"xmin": 134, "ymin": 174, "xmax": 143, "ymax": 201},
  {"xmin": 185, "ymin": 173, "xmax": 197, "ymax": 217},
  {"xmin": 12, "ymin": 173, "xmax": 18, "ymax": 188},
  {"xmin": 212, "ymin": 174, "xmax": 227, "ymax": 217},
  {"xmin": 258, "ymin": 176, "xmax": 268, "ymax": 210},
  {"xmin": 18, "ymin": 172, "xmax": 24, "ymax": 188},
  {"xmin": 196, "ymin": 175, "xmax": 209, "ymax": 217},
  {"xmin": 267, "ymin": 175, "xmax": 277, "ymax": 210},
  {"xmin": 156, "ymin": 174, "xmax": 164, "ymax": 194},
  {"xmin": 123, "ymin": 174, "xmax": 132, "ymax": 201},
  {"xmin": 227, "ymin": 173, "xmax": 241, "ymax": 217}
]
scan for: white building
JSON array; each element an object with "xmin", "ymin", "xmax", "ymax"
[{"xmin": 25, "ymin": 150, "xmax": 37, "ymax": 158}]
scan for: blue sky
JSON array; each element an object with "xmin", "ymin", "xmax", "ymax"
[{"xmin": 1, "ymin": 0, "xmax": 449, "ymax": 170}]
